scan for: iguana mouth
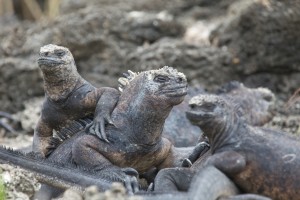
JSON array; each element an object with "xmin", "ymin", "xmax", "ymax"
[
  {"xmin": 162, "ymin": 85, "xmax": 187, "ymax": 97},
  {"xmin": 186, "ymin": 110, "xmax": 212, "ymax": 124},
  {"xmin": 38, "ymin": 57, "xmax": 66, "ymax": 67}
]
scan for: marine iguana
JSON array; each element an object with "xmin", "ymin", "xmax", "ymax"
[
  {"xmin": 183, "ymin": 94, "xmax": 300, "ymax": 200},
  {"xmin": 0, "ymin": 67, "xmax": 198, "ymax": 198},
  {"xmin": 163, "ymin": 81, "xmax": 275, "ymax": 147},
  {"xmin": 34, "ymin": 44, "xmax": 119, "ymax": 156},
  {"xmin": 69, "ymin": 67, "xmax": 194, "ymax": 174}
]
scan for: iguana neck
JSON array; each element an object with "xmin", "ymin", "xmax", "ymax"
[
  {"xmin": 205, "ymin": 113, "xmax": 245, "ymax": 153},
  {"xmin": 43, "ymin": 68, "xmax": 85, "ymax": 102},
  {"xmin": 114, "ymin": 85, "xmax": 173, "ymax": 146}
]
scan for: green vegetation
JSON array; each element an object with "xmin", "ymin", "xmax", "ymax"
[{"xmin": 0, "ymin": 175, "xmax": 5, "ymax": 200}]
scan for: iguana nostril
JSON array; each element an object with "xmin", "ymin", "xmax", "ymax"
[
  {"xmin": 45, "ymin": 52, "xmax": 49, "ymax": 56},
  {"xmin": 177, "ymin": 77, "xmax": 183, "ymax": 83}
]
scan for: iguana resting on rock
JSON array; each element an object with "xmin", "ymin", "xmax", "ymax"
[
  {"xmin": 163, "ymin": 81, "xmax": 275, "ymax": 147},
  {"xmin": 0, "ymin": 67, "xmax": 199, "ymax": 198},
  {"xmin": 34, "ymin": 44, "xmax": 119, "ymax": 156},
  {"xmin": 156, "ymin": 94, "xmax": 300, "ymax": 200}
]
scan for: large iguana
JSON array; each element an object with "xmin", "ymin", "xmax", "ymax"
[
  {"xmin": 155, "ymin": 94, "xmax": 300, "ymax": 200},
  {"xmin": 34, "ymin": 44, "xmax": 119, "ymax": 157}
]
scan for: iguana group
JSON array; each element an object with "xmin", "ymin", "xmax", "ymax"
[{"xmin": 0, "ymin": 66, "xmax": 202, "ymax": 199}]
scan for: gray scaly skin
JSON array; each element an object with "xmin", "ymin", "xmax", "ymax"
[
  {"xmin": 45, "ymin": 67, "xmax": 192, "ymax": 192},
  {"xmin": 215, "ymin": 81, "xmax": 275, "ymax": 126},
  {"xmin": 0, "ymin": 67, "xmax": 197, "ymax": 198},
  {"xmin": 185, "ymin": 94, "xmax": 300, "ymax": 200},
  {"xmin": 0, "ymin": 146, "xmax": 112, "ymax": 192},
  {"xmin": 33, "ymin": 44, "xmax": 119, "ymax": 157},
  {"xmin": 69, "ymin": 67, "xmax": 193, "ymax": 176},
  {"xmin": 163, "ymin": 81, "xmax": 276, "ymax": 147}
]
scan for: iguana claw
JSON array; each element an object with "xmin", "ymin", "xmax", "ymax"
[
  {"xmin": 122, "ymin": 167, "xmax": 139, "ymax": 195},
  {"xmin": 181, "ymin": 141, "xmax": 210, "ymax": 167},
  {"xmin": 86, "ymin": 114, "xmax": 115, "ymax": 143}
]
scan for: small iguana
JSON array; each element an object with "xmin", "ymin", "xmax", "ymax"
[
  {"xmin": 163, "ymin": 81, "xmax": 276, "ymax": 147},
  {"xmin": 34, "ymin": 44, "xmax": 119, "ymax": 156},
  {"xmin": 183, "ymin": 94, "xmax": 300, "ymax": 200}
]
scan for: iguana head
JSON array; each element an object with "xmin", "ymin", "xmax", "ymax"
[
  {"xmin": 186, "ymin": 94, "xmax": 235, "ymax": 135},
  {"xmin": 38, "ymin": 44, "xmax": 77, "ymax": 78},
  {"xmin": 216, "ymin": 81, "xmax": 275, "ymax": 126},
  {"xmin": 37, "ymin": 44, "xmax": 82, "ymax": 101},
  {"xmin": 118, "ymin": 66, "xmax": 188, "ymax": 106}
]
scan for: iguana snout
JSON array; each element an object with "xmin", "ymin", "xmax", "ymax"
[
  {"xmin": 186, "ymin": 94, "xmax": 228, "ymax": 127},
  {"xmin": 38, "ymin": 44, "xmax": 73, "ymax": 68}
]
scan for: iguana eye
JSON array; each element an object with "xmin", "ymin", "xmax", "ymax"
[
  {"xmin": 154, "ymin": 75, "xmax": 170, "ymax": 83},
  {"xmin": 55, "ymin": 50, "xmax": 65, "ymax": 57},
  {"xmin": 202, "ymin": 103, "xmax": 216, "ymax": 111}
]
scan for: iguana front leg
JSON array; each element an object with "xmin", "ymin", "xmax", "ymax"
[
  {"xmin": 85, "ymin": 87, "xmax": 120, "ymax": 143},
  {"xmin": 182, "ymin": 141, "xmax": 210, "ymax": 167},
  {"xmin": 32, "ymin": 118, "xmax": 53, "ymax": 157},
  {"xmin": 204, "ymin": 151, "xmax": 246, "ymax": 175},
  {"xmin": 158, "ymin": 139, "xmax": 210, "ymax": 169},
  {"xmin": 72, "ymin": 134, "xmax": 139, "ymax": 194}
]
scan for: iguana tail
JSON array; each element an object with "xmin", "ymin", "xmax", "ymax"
[{"xmin": 0, "ymin": 146, "xmax": 111, "ymax": 191}]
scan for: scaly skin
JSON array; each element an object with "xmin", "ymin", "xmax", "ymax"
[
  {"xmin": 0, "ymin": 67, "xmax": 195, "ymax": 198},
  {"xmin": 33, "ymin": 44, "xmax": 119, "ymax": 156},
  {"xmin": 185, "ymin": 94, "xmax": 300, "ymax": 200},
  {"xmin": 216, "ymin": 81, "xmax": 275, "ymax": 126},
  {"xmin": 64, "ymin": 67, "xmax": 193, "ymax": 174},
  {"xmin": 47, "ymin": 67, "xmax": 194, "ymax": 185},
  {"xmin": 0, "ymin": 146, "xmax": 112, "ymax": 191},
  {"xmin": 163, "ymin": 81, "xmax": 276, "ymax": 147}
]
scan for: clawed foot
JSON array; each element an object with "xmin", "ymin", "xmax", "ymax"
[
  {"xmin": 100, "ymin": 167, "xmax": 139, "ymax": 195},
  {"xmin": 182, "ymin": 141, "xmax": 210, "ymax": 167},
  {"xmin": 122, "ymin": 168, "xmax": 139, "ymax": 195},
  {"xmin": 85, "ymin": 114, "xmax": 115, "ymax": 143},
  {"xmin": 182, "ymin": 158, "xmax": 193, "ymax": 168}
]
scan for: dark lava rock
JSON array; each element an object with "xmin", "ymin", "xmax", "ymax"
[
  {"xmin": 210, "ymin": 0, "xmax": 300, "ymax": 93},
  {"xmin": 126, "ymin": 38, "xmax": 237, "ymax": 90}
]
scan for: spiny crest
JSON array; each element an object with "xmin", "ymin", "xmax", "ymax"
[
  {"xmin": 118, "ymin": 70, "xmax": 138, "ymax": 92},
  {"xmin": 149, "ymin": 66, "xmax": 185, "ymax": 80},
  {"xmin": 0, "ymin": 145, "xmax": 111, "ymax": 180},
  {"xmin": 46, "ymin": 117, "xmax": 93, "ymax": 156},
  {"xmin": 118, "ymin": 66, "xmax": 185, "ymax": 92}
]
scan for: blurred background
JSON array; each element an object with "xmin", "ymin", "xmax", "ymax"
[
  {"xmin": 0, "ymin": 0, "xmax": 300, "ymax": 134},
  {"xmin": 0, "ymin": 0, "xmax": 300, "ymax": 198}
]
